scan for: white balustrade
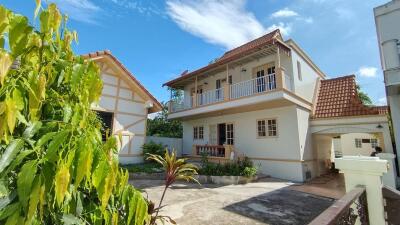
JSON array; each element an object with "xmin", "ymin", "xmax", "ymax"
[
  {"xmin": 196, "ymin": 88, "xmax": 224, "ymax": 106},
  {"xmin": 230, "ymin": 73, "xmax": 276, "ymax": 99}
]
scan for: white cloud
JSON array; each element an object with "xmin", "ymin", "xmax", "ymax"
[
  {"xmin": 166, "ymin": 0, "xmax": 271, "ymax": 49},
  {"xmin": 270, "ymin": 8, "xmax": 298, "ymax": 18},
  {"xmin": 377, "ymin": 96, "xmax": 387, "ymax": 106},
  {"xmin": 110, "ymin": 0, "xmax": 163, "ymax": 16},
  {"xmin": 358, "ymin": 66, "xmax": 378, "ymax": 78},
  {"xmin": 49, "ymin": 0, "xmax": 101, "ymax": 24},
  {"xmin": 266, "ymin": 23, "xmax": 292, "ymax": 36}
]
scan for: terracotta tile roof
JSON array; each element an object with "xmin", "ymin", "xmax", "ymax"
[
  {"xmin": 313, "ymin": 75, "xmax": 388, "ymax": 118},
  {"xmin": 163, "ymin": 29, "xmax": 290, "ymax": 87},
  {"xmin": 82, "ymin": 50, "xmax": 162, "ymax": 112}
]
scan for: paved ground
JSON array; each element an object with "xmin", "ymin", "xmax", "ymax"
[
  {"xmin": 130, "ymin": 178, "xmax": 335, "ymax": 225},
  {"xmin": 289, "ymin": 173, "xmax": 345, "ymax": 199}
]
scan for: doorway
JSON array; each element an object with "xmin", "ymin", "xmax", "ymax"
[{"xmin": 218, "ymin": 123, "xmax": 226, "ymax": 145}]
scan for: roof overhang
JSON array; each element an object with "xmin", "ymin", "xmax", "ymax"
[
  {"xmin": 83, "ymin": 51, "xmax": 162, "ymax": 113},
  {"xmin": 163, "ymin": 40, "xmax": 291, "ymax": 89}
]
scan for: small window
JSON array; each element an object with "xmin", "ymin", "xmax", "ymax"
[
  {"xmin": 257, "ymin": 120, "xmax": 266, "ymax": 137},
  {"xmin": 193, "ymin": 126, "xmax": 204, "ymax": 140},
  {"xmin": 297, "ymin": 61, "xmax": 302, "ymax": 81},
  {"xmin": 228, "ymin": 75, "xmax": 233, "ymax": 84},
  {"xmin": 267, "ymin": 119, "xmax": 277, "ymax": 137},
  {"xmin": 199, "ymin": 126, "xmax": 204, "ymax": 139},
  {"xmin": 257, "ymin": 119, "xmax": 277, "ymax": 137},
  {"xmin": 226, "ymin": 123, "xmax": 234, "ymax": 145},
  {"xmin": 96, "ymin": 111, "xmax": 114, "ymax": 141},
  {"xmin": 193, "ymin": 127, "xmax": 198, "ymax": 139},
  {"xmin": 362, "ymin": 139, "xmax": 370, "ymax": 143},
  {"xmin": 355, "ymin": 139, "xmax": 362, "ymax": 148},
  {"xmin": 371, "ymin": 139, "xmax": 378, "ymax": 148}
]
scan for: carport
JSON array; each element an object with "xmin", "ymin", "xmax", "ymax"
[
  {"xmin": 309, "ymin": 75, "xmax": 395, "ymax": 177},
  {"xmin": 310, "ymin": 115, "xmax": 394, "ymax": 176}
]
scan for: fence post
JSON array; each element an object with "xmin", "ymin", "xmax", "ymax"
[
  {"xmin": 335, "ymin": 156, "xmax": 388, "ymax": 225},
  {"xmin": 378, "ymin": 153, "xmax": 397, "ymax": 189}
]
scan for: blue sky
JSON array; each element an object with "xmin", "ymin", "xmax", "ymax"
[{"xmin": 2, "ymin": 0, "xmax": 388, "ymax": 105}]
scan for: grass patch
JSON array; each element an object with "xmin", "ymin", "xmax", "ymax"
[{"xmin": 121, "ymin": 162, "xmax": 163, "ymax": 174}]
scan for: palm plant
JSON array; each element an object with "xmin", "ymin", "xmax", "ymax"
[{"xmin": 146, "ymin": 149, "xmax": 198, "ymax": 224}]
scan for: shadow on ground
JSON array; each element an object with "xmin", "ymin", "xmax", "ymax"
[{"xmin": 224, "ymin": 188, "xmax": 334, "ymax": 225}]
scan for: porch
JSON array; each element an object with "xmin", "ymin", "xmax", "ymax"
[{"xmin": 187, "ymin": 144, "xmax": 235, "ymax": 163}]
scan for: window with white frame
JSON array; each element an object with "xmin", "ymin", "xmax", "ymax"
[
  {"xmin": 226, "ymin": 123, "xmax": 234, "ymax": 145},
  {"xmin": 257, "ymin": 119, "xmax": 277, "ymax": 137},
  {"xmin": 257, "ymin": 120, "xmax": 266, "ymax": 137},
  {"xmin": 355, "ymin": 139, "xmax": 362, "ymax": 148},
  {"xmin": 371, "ymin": 139, "xmax": 378, "ymax": 148},
  {"xmin": 297, "ymin": 61, "xmax": 302, "ymax": 81},
  {"xmin": 199, "ymin": 126, "xmax": 204, "ymax": 139},
  {"xmin": 193, "ymin": 126, "xmax": 204, "ymax": 140}
]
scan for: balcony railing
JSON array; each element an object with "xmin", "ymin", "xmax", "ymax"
[
  {"xmin": 168, "ymin": 71, "xmax": 293, "ymax": 113},
  {"xmin": 230, "ymin": 73, "xmax": 276, "ymax": 99},
  {"xmin": 197, "ymin": 88, "xmax": 224, "ymax": 106}
]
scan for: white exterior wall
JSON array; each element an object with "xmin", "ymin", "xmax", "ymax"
[
  {"xmin": 339, "ymin": 133, "xmax": 379, "ymax": 156},
  {"xmin": 375, "ymin": 0, "xmax": 400, "ymax": 171},
  {"xmin": 182, "ymin": 105, "xmax": 310, "ymax": 181},
  {"xmin": 290, "ymin": 49, "xmax": 320, "ymax": 102},
  {"xmin": 93, "ymin": 65, "xmax": 149, "ymax": 165}
]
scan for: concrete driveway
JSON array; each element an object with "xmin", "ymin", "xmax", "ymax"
[{"xmin": 130, "ymin": 178, "xmax": 334, "ymax": 225}]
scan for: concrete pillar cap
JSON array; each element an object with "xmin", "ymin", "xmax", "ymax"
[
  {"xmin": 377, "ymin": 153, "xmax": 396, "ymax": 159},
  {"xmin": 335, "ymin": 156, "xmax": 388, "ymax": 175}
]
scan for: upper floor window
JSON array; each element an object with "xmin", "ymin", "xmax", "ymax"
[
  {"xmin": 355, "ymin": 139, "xmax": 362, "ymax": 148},
  {"xmin": 297, "ymin": 61, "xmax": 302, "ymax": 81},
  {"xmin": 228, "ymin": 75, "xmax": 233, "ymax": 85},
  {"xmin": 257, "ymin": 119, "xmax": 277, "ymax": 137},
  {"xmin": 194, "ymin": 126, "xmax": 204, "ymax": 140}
]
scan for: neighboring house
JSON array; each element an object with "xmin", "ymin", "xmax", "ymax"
[
  {"xmin": 332, "ymin": 133, "xmax": 380, "ymax": 157},
  {"xmin": 83, "ymin": 50, "xmax": 162, "ymax": 164},
  {"xmin": 374, "ymin": 0, "xmax": 400, "ymax": 168},
  {"xmin": 163, "ymin": 30, "xmax": 393, "ymax": 181}
]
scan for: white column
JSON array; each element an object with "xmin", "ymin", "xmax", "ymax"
[
  {"xmin": 335, "ymin": 156, "xmax": 388, "ymax": 225},
  {"xmin": 378, "ymin": 153, "xmax": 398, "ymax": 188}
]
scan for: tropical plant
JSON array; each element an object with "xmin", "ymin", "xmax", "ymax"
[
  {"xmin": 0, "ymin": 3, "xmax": 148, "ymax": 224},
  {"xmin": 146, "ymin": 149, "xmax": 198, "ymax": 225},
  {"xmin": 147, "ymin": 102, "xmax": 182, "ymax": 138},
  {"xmin": 142, "ymin": 141, "xmax": 164, "ymax": 160},
  {"xmin": 356, "ymin": 85, "xmax": 373, "ymax": 105}
]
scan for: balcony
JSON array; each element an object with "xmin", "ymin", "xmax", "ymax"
[{"xmin": 169, "ymin": 70, "xmax": 293, "ymax": 114}]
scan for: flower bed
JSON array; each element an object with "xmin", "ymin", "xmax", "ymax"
[{"xmin": 197, "ymin": 156, "xmax": 258, "ymax": 184}]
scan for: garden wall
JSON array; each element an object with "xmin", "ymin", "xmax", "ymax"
[{"xmin": 146, "ymin": 136, "xmax": 183, "ymax": 157}]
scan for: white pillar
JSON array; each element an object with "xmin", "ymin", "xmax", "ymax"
[
  {"xmin": 335, "ymin": 156, "xmax": 388, "ymax": 225},
  {"xmin": 378, "ymin": 153, "xmax": 398, "ymax": 188}
]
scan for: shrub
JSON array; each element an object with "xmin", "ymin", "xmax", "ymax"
[
  {"xmin": 242, "ymin": 167, "xmax": 258, "ymax": 177},
  {"xmin": 142, "ymin": 141, "xmax": 164, "ymax": 160},
  {"xmin": 198, "ymin": 156, "xmax": 257, "ymax": 177}
]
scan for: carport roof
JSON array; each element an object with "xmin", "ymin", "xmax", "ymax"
[{"xmin": 313, "ymin": 75, "xmax": 387, "ymax": 119}]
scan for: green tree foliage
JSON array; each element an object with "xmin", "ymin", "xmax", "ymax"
[
  {"xmin": 356, "ymin": 85, "xmax": 373, "ymax": 105},
  {"xmin": 0, "ymin": 3, "xmax": 148, "ymax": 224},
  {"xmin": 147, "ymin": 102, "xmax": 182, "ymax": 138}
]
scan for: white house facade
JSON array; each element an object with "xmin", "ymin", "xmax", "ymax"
[
  {"xmin": 164, "ymin": 30, "xmax": 393, "ymax": 182},
  {"xmin": 84, "ymin": 51, "xmax": 162, "ymax": 164},
  {"xmin": 374, "ymin": 0, "xmax": 400, "ymax": 168}
]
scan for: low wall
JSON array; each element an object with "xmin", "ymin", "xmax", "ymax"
[{"xmin": 146, "ymin": 136, "xmax": 183, "ymax": 157}]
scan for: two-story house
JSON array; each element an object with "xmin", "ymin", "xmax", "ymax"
[{"xmin": 164, "ymin": 30, "xmax": 394, "ymax": 182}]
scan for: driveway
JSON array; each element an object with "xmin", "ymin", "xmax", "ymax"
[{"xmin": 130, "ymin": 178, "xmax": 334, "ymax": 225}]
